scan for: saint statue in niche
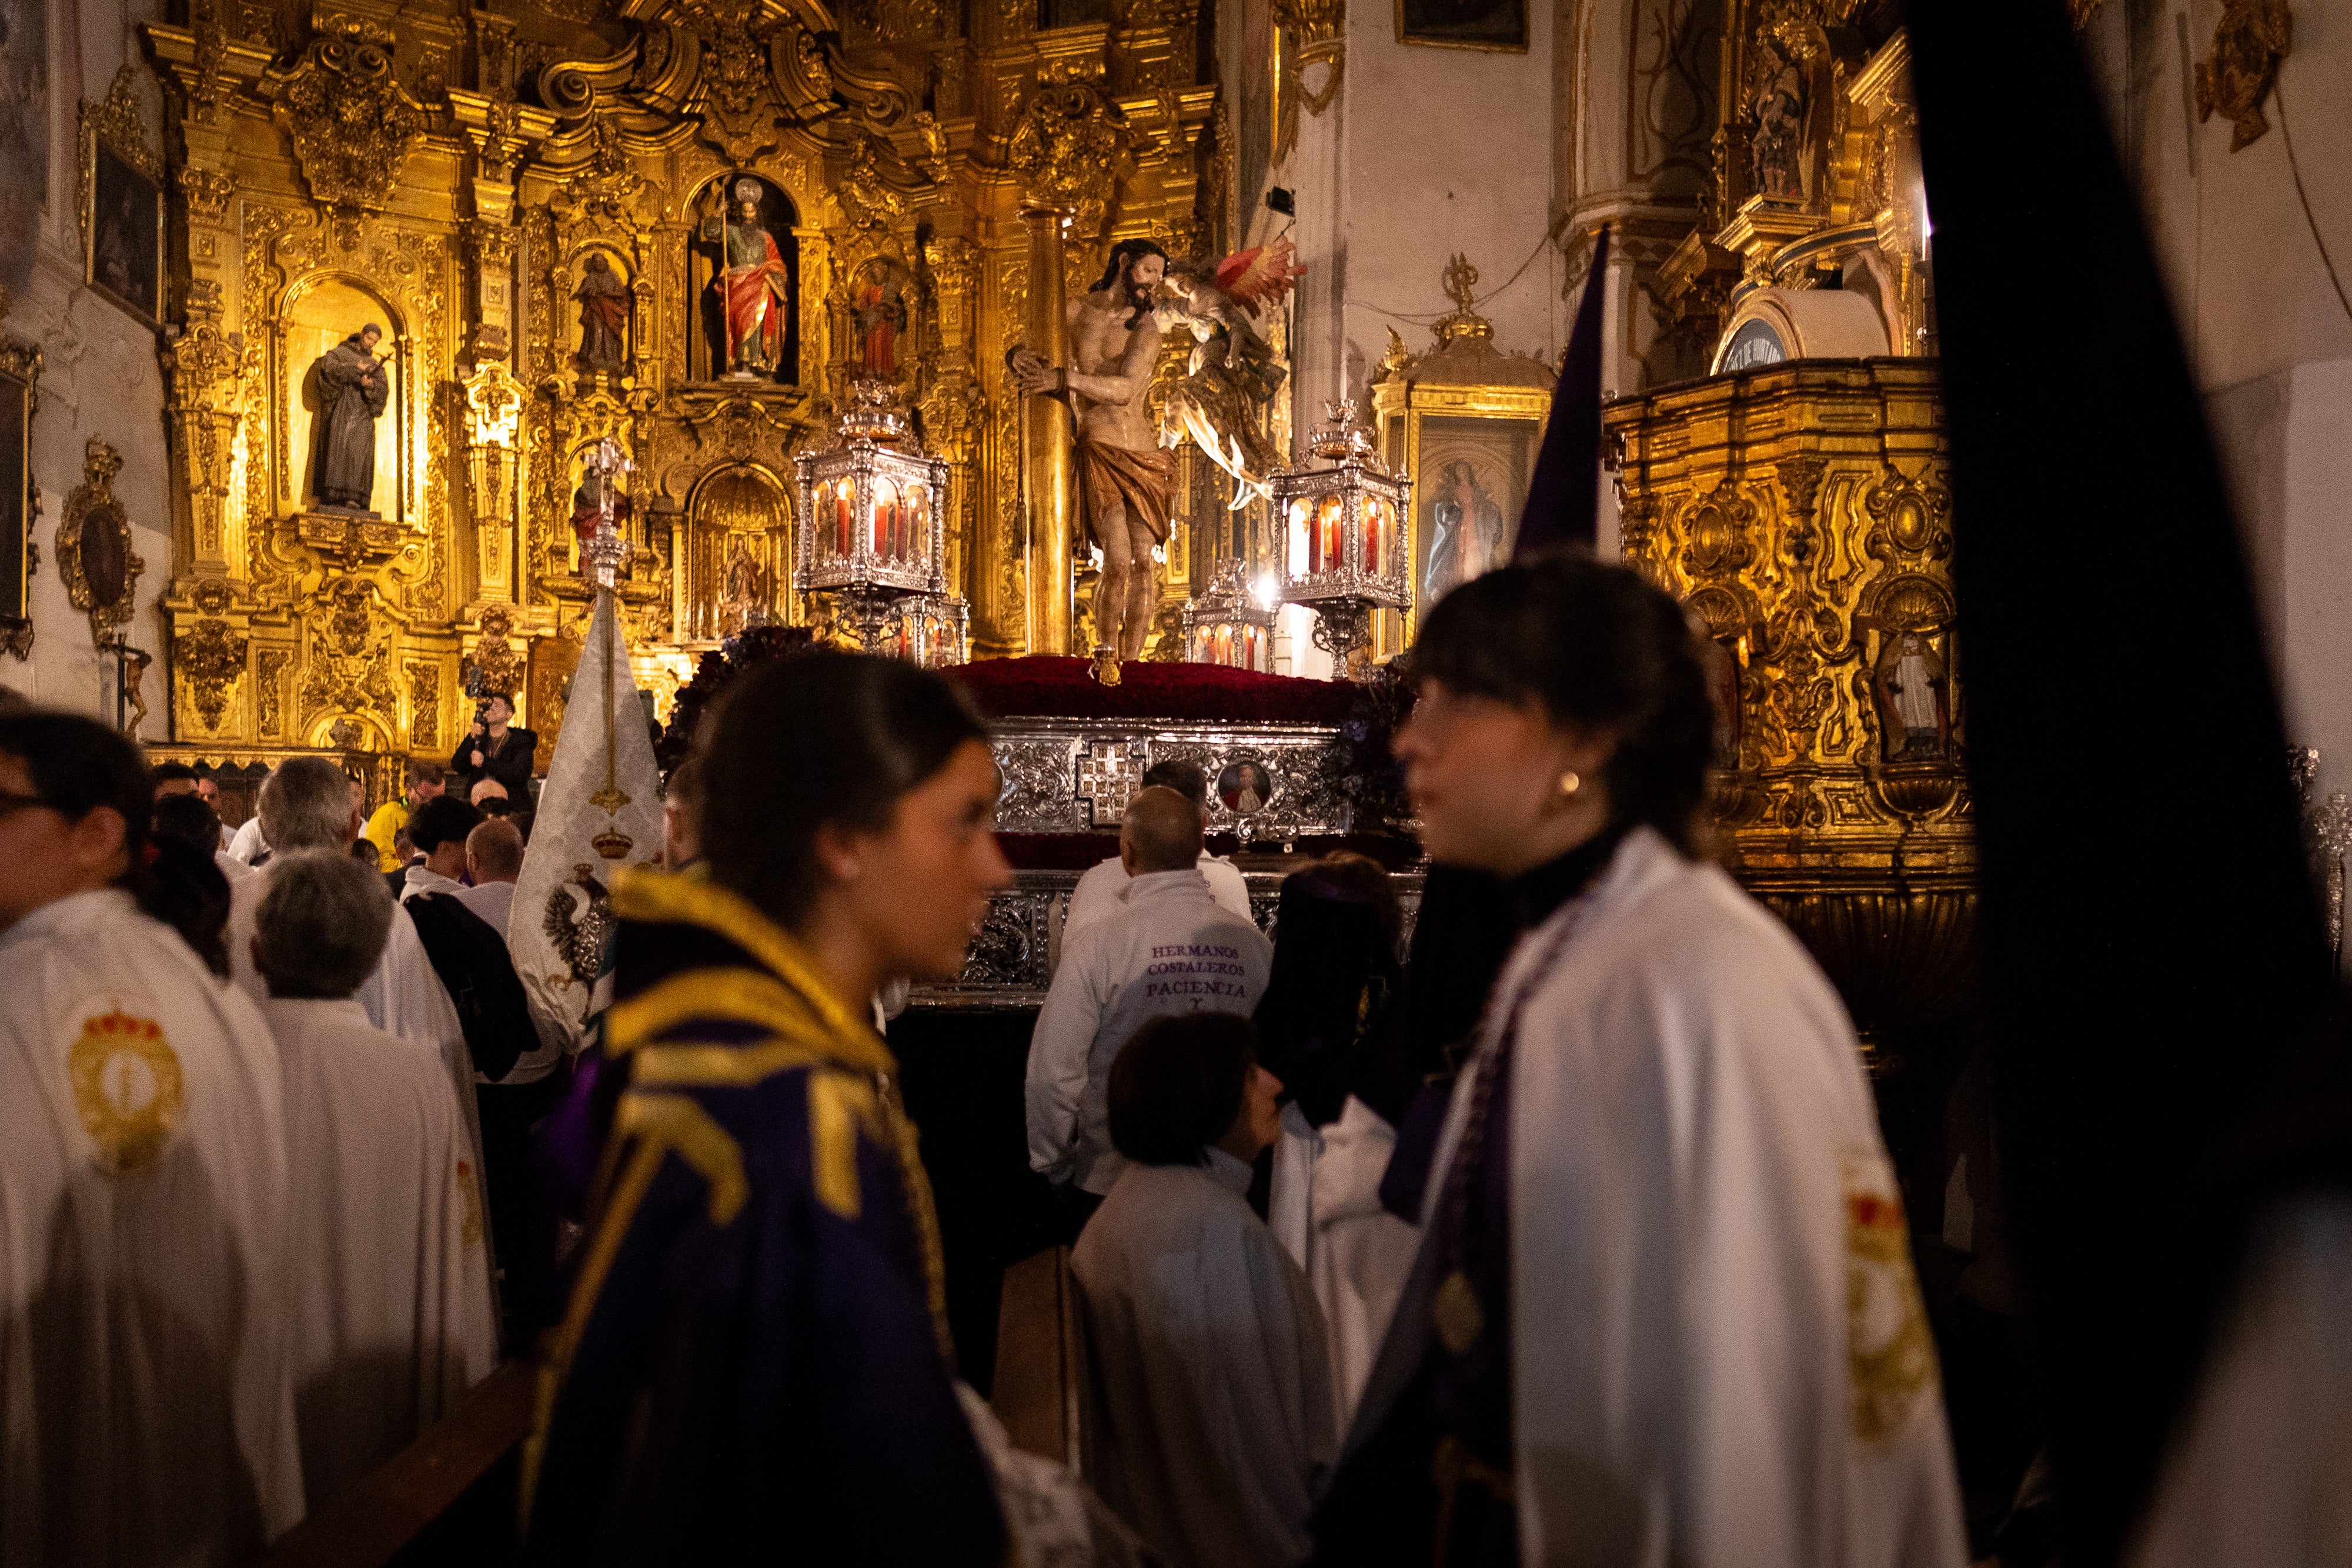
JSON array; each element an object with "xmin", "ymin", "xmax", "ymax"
[
  {"xmin": 851, "ymin": 269, "xmax": 906, "ymax": 378},
  {"xmin": 719, "ymin": 534, "xmax": 769, "ymax": 632},
  {"xmin": 1875, "ymin": 631, "xmax": 1950, "ymax": 760},
  {"xmin": 570, "ymin": 467, "xmax": 632, "ymax": 550},
  {"xmin": 1423, "ymin": 460, "xmax": 1504, "ymax": 607},
  {"xmin": 1750, "ymin": 35, "xmax": 1808, "ymax": 200},
  {"xmin": 700, "ymin": 176, "xmax": 793, "ymax": 377},
  {"xmin": 310, "ymin": 323, "xmax": 389, "ymax": 513},
  {"xmin": 574, "ymin": 253, "xmax": 631, "ymax": 373}
]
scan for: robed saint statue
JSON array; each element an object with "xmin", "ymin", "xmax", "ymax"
[
  {"xmin": 700, "ymin": 177, "xmax": 793, "ymax": 377},
  {"xmin": 310, "ymin": 323, "xmax": 390, "ymax": 513}
]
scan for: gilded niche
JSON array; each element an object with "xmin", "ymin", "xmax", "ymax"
[{"xmin": 1606, "ymin": 359, "xmax": 1974, "ymax": 1047}]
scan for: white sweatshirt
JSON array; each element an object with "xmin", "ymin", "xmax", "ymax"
[{"xmin": 1026, "ymin": 868, "xmax": 1272, "ymax": 1195}]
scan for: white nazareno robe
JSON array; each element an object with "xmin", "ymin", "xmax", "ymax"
[
  {"xmin": 1073, "ymin": 1148, "xmax": 1337, "ymax": 1568},
  {"xmin": 225, "ymin": 865, "xmax": 486, "ymax": 1179},
  {"xmin": 0, "ymin": 888, "xmax": 306, "ymax": 1565},
  {"xmin": 261, "ymin": 997, "xmax": 499, "ymax": 1513},
  {"xmin": 1268, "ymin": 1096, "xmax": 1420, "ymax": 1432},
  {"xmin": 1350, "ymin": 826, "xmax": 1967, "ymax": 1568}
]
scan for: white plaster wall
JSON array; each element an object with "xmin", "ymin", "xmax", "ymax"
[
  {"xmin": 1337, "ymin": 1, "xmax": 1562, "ymax": 403},
  {"xmin": 2099, "ymin": 2, "xmax": 2352, "ymax": 826},
  {"xmin": 4, "ymin": 0, "xmax": 171, "ymax": 729}
]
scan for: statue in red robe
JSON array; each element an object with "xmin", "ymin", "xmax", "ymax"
[{"xmin": 699, "ymin": 178, "xmax": 793, "ymax": 377}]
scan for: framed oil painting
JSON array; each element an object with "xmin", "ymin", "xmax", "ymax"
[
  {"xmin": 0, "ymin": 349, "xmax": 35, "ymax": 658},
  {"xmin": 1395, "ymin": 0, "xmax": 1528, "ymax": 52},
  {"xmin": 79, "ymin": 69, "xmax": 164, "ymax": 325}
]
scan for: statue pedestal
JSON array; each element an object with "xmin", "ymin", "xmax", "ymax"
[{"xmin": 292, "ymin": 509, "xmax": 406, "ymax": 564}]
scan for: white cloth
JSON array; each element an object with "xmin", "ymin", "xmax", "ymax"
[
  {"xmin": 2131, "ymin": 1194, "xmax": 2352, "ymax": 1568},
  {"xmin": 215, "ymin": 849, "xmax": 254, "ymax": 883},
  {"xmin": 400, "ymin": 865, "xmax": 467, "ymax": 903},
  {"xmin": 227, "ymin": 867, "xmax": 487, "ymax": 1166},
  {"xmin": 1062, "ymin": 850, "xmax": 1252, "ymax": 956},
  {"xmin": 226, "ymin": 815, "xmax": 268, "ymax": 864},
  {"xmin": 218, "ymin": 822, "xmax": 235, "ymax": 851},
  {"xmin": 1351, "ymin": 827, "xmax": 1966, "ymax": 1568},
  {"xmin": 1027, "ymin": 869, "xmax": 1273, "ymax": 1195},
  {"xmin": 456, "ymin": 880, "xmax": 515, "ymax": 938},
  {"xmin": 0, "ymin": 890, "xmax": 305, "ymax": 1564},
  {"xmin": 1268, "ymin": 1095, "xmax": 1418, "ymax": 1431},
  {"xmin": 1072, "ymin": 1149, "xmax": 1336, "ymax": 1568},
  {"xmin": 508, "ymin": 591, "xmax": 663, "ymax": 1058},
  {"xmin": 260, "ymin": 998, "xmax": 498, "ymax": 1513}
]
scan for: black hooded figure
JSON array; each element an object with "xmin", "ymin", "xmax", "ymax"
[{"xmin": 1909, "ymin": 2, "xmax": 2333, "ymax": 1562}]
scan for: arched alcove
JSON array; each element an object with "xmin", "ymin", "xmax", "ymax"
[
  {"xmin": 683, "ymin": 463, "xmax": 791, "ymax": 634},
  {"xmin": 686, "ymin": 173, "xmax": 801, "ymax": 385},
  {"xmin": 280, "ymin": 276, "xmax": 406, "ymax": 518}
]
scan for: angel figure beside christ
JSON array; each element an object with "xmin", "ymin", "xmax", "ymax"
[{"xmin": 1153, "ymin": 238, "xmax": 1307, "ymax": 506}]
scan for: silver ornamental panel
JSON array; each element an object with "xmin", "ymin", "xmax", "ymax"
[
  {"xmin": 910, "ymin": 868, "xmax": 1425, "ymax": 1009},
  {"xmin": 989, "ymin": 717, "xmax": 1354, "ymax": 839}
]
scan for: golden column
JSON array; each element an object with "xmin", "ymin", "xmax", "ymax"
[
  {"xmin": 1007, "ymin": 69, "xmax": 1136, "ymax": 658},
  {"xmin": 1019, "ymin": 199, "xmax": 1076, "ymax": 656}
]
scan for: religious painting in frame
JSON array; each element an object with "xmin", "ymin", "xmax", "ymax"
[
  {"xmin": 79, "ymin": 67, "xmax": 165, "ymax": 326},
  {"xmin": 1395, "ymin": 0, "xmax": 1528, "ymax": 53},
  {"xmin": 0, "ymin": 347, "xmax": 34, "ymax": 657},
  {"xmin": 0, "ymin": 0, "xmax": 46, "ymax": 299},
  {"xmin": 1369, "ymin": 376, "xmax": 1549, "ymax": 658}
]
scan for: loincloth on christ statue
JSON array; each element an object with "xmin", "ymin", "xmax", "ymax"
[{"xmin": 1076, "ymin": 440, "xmax": 1180, "ymax": 546}]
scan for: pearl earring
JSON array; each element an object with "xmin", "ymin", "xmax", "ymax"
[{"xmin": 1558, "ymin": 770, "xmax": 1581, "ymax": 798}]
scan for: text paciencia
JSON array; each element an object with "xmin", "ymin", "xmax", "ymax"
[{"xmin": 1140, "ymin": 943, "xmax": 1249, "ymax": 1001}]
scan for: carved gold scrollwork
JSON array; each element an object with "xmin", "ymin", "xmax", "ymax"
[
  {"xmin": 1008, "ymin": 74, "xmax": 1136, "ymax": 232},
  {"xmin": 58, "ymin": 439, "xmax": 144, "ymax": 648},
  {"xmin": 1862, "ymin": 469, "xmax": 1952, "ymax": 563},
  {"xmin": 1681, "ymin": 482, "xmax": 1758, "ymax": 577},
  {"xmin": 270, "ymin": 30, "xmax": 426, "ymax": 215},
  {"xmin": 2197, "ymin": 0, "xmax": 2291, "ymax": 152},
  {"xmin": 178, "ymin": 617, "xmax": 249, "ymax": 732}
]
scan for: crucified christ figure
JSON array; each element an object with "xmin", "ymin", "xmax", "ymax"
[{"xmin": 1010, "ymin": 238, "xmax": 1174, "ymax": 676}]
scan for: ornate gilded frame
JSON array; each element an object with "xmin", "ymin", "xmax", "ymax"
[
  {"xmin": 1369, "ymin": 374, "xmax": 1551, "ymax": 653},
  {"xmin": 58, "ymin": 437, "xmax": 144, "ymax": 648},
  {"xmin": 78, "ymin": 66, "xmax": 165, "ymax": 326},
  {"xmin": 1393, "ymin": 0, "xmax": 1528, "ymax": 52},
  {"xmin": 0, "ymin": 328, "xmax": 37, "ymax": 660}
]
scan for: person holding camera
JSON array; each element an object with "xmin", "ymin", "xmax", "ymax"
[{"xmin": 449, "ymin": 692, "xmax": 537, "ymax": 806}]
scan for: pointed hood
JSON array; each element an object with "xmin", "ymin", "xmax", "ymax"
[
  {"xmin": 1910, "ymin": 1, "xmax": 2330, "ymax": 1559},
  {"xmin": 509, "ymin": 591, "xmax": 667, "ymax": 1055},
  {"xmin": 1514, "ymin": 225, "xmax": 1611, "ymax": 560}
]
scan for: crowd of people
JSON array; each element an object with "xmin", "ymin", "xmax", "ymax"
[{"xmin": 11, "ymin": 553, "xmax": 2235, "ymax": 1567}]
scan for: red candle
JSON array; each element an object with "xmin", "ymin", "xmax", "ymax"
[{"xmin": 834, "ymin": 480, "xmax": 853, "ymax": 557}]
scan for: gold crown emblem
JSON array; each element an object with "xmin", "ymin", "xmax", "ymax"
[{"xmin": 592, "ymin": 828, "xmax": 635, "ymax": 860}]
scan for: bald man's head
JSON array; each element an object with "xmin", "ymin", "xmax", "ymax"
[
  {"xmin": 1120, "ymin": 785, "xmax": 1203, "ymax": 875},
  {"xmin": 466, "ymin": 817, "xmax": 525, "ymax": 883}
]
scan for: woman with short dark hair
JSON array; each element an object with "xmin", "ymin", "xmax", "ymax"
[
  {"xmin": 1073, "ymin": 1010, "xmax": 1335, "ymax": 1568},
  {"xmin": 524, "ymin": 653, "xmax": 1022, "ymax": 1566},
  {"xmin": 1315, "ymin": 553, "xmax": 1965, "ymax": 1568}
]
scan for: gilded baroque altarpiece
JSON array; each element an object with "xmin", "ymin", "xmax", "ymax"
[{"xmin": 142, "ymin": 0, "xmax": 1230, "ymax": 768}]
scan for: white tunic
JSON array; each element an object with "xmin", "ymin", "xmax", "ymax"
[
  {"xmin": 1352, "ymin": 827, "xmax": 1966, "ymax": 1568},
  {"xmin": 1072, "ymin": 1149, "xmax": 1337, "ymax": 1568},
  {"xmin": 1027, "ymin": 869, "xmax": 1274, "ymax": 1194},
  {"xmin": 2130, "ymin": 1194, "xmax": 2352, "ymax": 1568},
  {"xmin": 260, "ymin": 998, "xmax": 498, "ymax": 1512},
  {"xmin": 1268, "ymin": 1096, "xmax": 1420, "ymax": 1431},
  {"xmin": 1061, "ymin": 851, "xmax": 1254, "ymax": 956},
  {"xmin": 0, "ymin": 890, "xmax": 305, "ymax": 1566},
  {"xmin": 226, "ymin": 817, "xmax": 268, "ymax": 865},
  {"xmin": 225, "ymin": 866, "xmax": 486, "ymax": 1153}
]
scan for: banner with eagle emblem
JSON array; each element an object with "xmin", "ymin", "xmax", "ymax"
[{"xmin": 507, "ymin": 590, "xmax": 664, "ymax": 1055}]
